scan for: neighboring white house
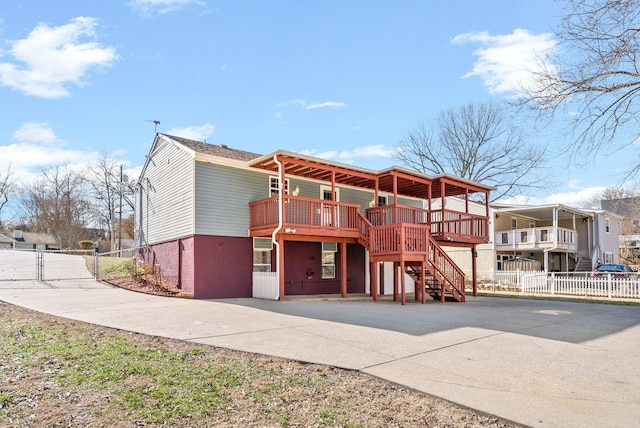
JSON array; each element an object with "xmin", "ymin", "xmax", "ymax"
[
  {"xmin": 10, "ymin": 230, "xmax": 61, "ymax": 250},
  {"xmin": 0, "ymin": 233, "xmax": 14, "ymax": 249},
  {"xmin": 444, "ymin": 203, "xmax": 623, "ymax": 279}
]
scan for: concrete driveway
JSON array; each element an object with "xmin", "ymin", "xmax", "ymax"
[{"xmin": 1, "ymin": 273, "xmax": 639, "ymax": 427}]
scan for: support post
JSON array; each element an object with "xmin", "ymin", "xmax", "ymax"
[
  {"xmin": 371, "ymin": 261, "xmax": 378, "ymax": 302},
  {"xmin": 278, "ymin": 236, "xmax": 285, "ymax": 300},
  {"xmin": 340, "ymin": 239, "xmax": 347, "ymax": 298},
  {"xmin": 400, "ymin": 260, "xmax": 406, "ymax": 305},
  {"xmin": 472, "ymin": 244, "xmax": 478, "ymax": 297},
  {"xmin": 421, "ymin": 259, "xmax": 426, "ymax": 304},
  {"xmin": 393, "ymin": 262, "xmax": 398, "ymax": 302}
]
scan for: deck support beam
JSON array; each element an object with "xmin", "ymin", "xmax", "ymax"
[
  {"xmin": 472, "ymin": 244, "xmax": 478, "ymax": 297},
  {"xmin": 370, "ymin": 260, "xmax": 378, "ymax": 301},
  {"xmin": 278, "ymin": 235, "xmax": 285, "ymax": 300},
  {"xmin": 393, "ymin": 262, "xmax": 398, "ymax": 302},
  {"xmin": 421, "ymin": 259, "xmax": 426, "ymax": 304},
  {"xmin": 340, "ymin": 239, "xmax": 347, "ymax": 298},
  {"xmin": 400, "ymin": 260, "xmax": 406, "ymax": 305}
]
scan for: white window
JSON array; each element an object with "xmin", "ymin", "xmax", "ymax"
[
  {"xmin": 269, "ymin": 176, "xmax": 289, "ymax": 197},
  {"xmin": 603, "ymin": 251, "xmax": 613, "ymax": 264},
  {"xmin": 496, "ymin": 254, "xmax": 510, "ymax": 271},
  {"xmin": 253, "ymin": 238, "xmax": 272, "ymax": 272},
  {"xmin": 511, "ymin": 218, "xmax": 517, "ymax": 230},
  {"xmin": 540, "ymin": 229, "xmax": 549, "ymax": 241},
  {"xmin": 320, "ymin": 185, "xmax": 340, "ymax": 201},
  {"xmin": 501, "ymin": 233, "xmax": 508, "ymax": 244},
  {"xmin": 605, "ymin": 218, "xmax": 610, "ymax": 234},
  {"xmin": 377, "ymin": 195, "xmax": 387, "ymax": 206},
  {"xmin": 321, "ymin": 242, "xmax": 337, "ymax": 279}
]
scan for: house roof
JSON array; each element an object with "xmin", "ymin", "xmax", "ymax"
[
  {"xmin": 601, "ymin": 197, "xmax": 640, "ymax": 217},
  {"xmin": 160, "ymin": 134, "xmax": 262, "ymax": 162},
  {"xmin": 492, "ymin": 203, "xmax": 593, "ymax": 221},
  {"xmin": 12, "ymin": 232, "xmax": 60, "ymax": 245},
  {"xmin": 158, "ymin": 135, "xmax": 493, "ymax": 200},
  {"xmin": 0, "ymin": 233, "xmax": 14, "ymax": 244},
  {"xmin": 249, "ymin": 150, "xmax": 493, "ymax": 200}
]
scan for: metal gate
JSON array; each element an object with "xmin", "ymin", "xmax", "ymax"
[
  {"xmin": 0, "ymin": 250, "xmax": 38, "ymax": 280},
  {"xmin": 0, "ymin": 249, "xmax": 95, "ymax": 281}
]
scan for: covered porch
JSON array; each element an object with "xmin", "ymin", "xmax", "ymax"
[{"xmin": 248, "ymin": 151, "xmax": 492, "ymax": 303}]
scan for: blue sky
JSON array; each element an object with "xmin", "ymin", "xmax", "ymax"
[{"xmin": 0, "ymin": 0, "xmax": 635, "ymax": 211}]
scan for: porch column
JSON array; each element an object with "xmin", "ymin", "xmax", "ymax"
[
  {"xmin": 370, "ymin": 261, "xmax": 378, "ymax": 301},
  {"xmin": 393, "ymin": 262, "xmax": 398, "ymax": 301},
  {"xmin": 340, "ymin": 239, "xmax": 347, "ymax": 298},
  {"xmin": 393, "ymin": 174, "xmax": 398, "ymax": 222},
  {"xmin": 421, "ymin": 259, "xmax": 426, "ymax": 304},
  {"xmin": 278, "ymin": 236, "xmax": 285, "ymax": 300},
  {"xmin": 472, "ymin": 244, "xmax": 478, "ymax": 297},
  {"xmin": 400, "ymin": 260, "xmax": 406, "ymax": 305}
]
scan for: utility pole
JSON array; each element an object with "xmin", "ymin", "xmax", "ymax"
[{"xmin": 118, "ymin": 164, "xmax": 123, "ymax": 257}]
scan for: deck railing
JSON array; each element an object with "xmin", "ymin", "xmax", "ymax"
[
  {"xmin": 366, "ymin": 204, "xmax": 429, "ymax": 226},
  {"xmin": 369, "ymin": 223, "xmax": 430, "ymax": 256},
  {"xmin": 249, "ymin": 195, "xmax": 362, "ymax": 231},
  {"xmin": 427, "ymin": 235, "xmax": 466, "ymax": 299},
  {"xmin": 494, "ymin": 226, "xmax": 577, "ymax": 251},
  {"xmin": 430, "ymin": 209, "xmax": 488, "ymax": 242},
  {"xmin": 250, "ymin": 198, "xmax": 488, "ymax": 245}
]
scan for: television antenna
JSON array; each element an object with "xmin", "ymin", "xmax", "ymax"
[{"xmin": 145, "ymin": 119, "xmax": 160, "ymax": 133}]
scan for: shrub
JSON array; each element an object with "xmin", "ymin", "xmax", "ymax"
[{"xmin": 79, "ymin": 240, "xmax": 95, "ymax": 250}]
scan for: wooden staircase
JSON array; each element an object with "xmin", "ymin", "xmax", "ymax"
[
  {"xmin": 405, "ymin": 260, "xmax": 466, "ymax": 302},
  {"xmin": 358, "ymin": 213, "xmax": 466, "ymax": 303}
]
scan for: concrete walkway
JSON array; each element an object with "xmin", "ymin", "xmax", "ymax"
[{"xmin": 1, "ymin": 275, "xmax": 639, "ymax": 427}]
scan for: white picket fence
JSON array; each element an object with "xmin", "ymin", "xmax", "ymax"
[{"xmin": 473, "ymin": 270, "xmax": 640, "ymax": 299}]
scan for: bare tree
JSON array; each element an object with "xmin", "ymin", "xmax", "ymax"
[
  {"xmin": 520, "ymin": 0, "xmax": 640, "ymax": 172},
  {"xmin": 394, "ymin": 102, "xmax": 548, "ymax": 201},
  {"xmin": 85, "ymin": 154, "xmax": 136, "ymax": 252},
  {"xmin": 578, "ymin": 186, "xmax": 640, "ymax": 209},
  {"xmin": 85, "ymin": 155, "xmax": 121, "ymax": 251},
  {"xmin": 586, "ymin": 186, "xmax": 640, "ymax": 266},
  {"xmin": 20, "ymin": 165, "xmax": 91, "ymax": 249},
  {"xmin": 0, "ymin": 164, "xmax": 17, "ymax": 229}
]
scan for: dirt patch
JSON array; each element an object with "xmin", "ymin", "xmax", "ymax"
[{"xmin": 104, "ymin": 275, "xmax": 182, "ymax": 297}]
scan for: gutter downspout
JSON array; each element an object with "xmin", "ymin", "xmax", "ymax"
[{"xmin": 271, "ymin": 154, "xmax": 284, "ymax": 300}]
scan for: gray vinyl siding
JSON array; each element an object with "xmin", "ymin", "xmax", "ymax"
[
  {"xmin": 397, "ymin": 196, "xmax": 422, "ymax": 208},
  {"xmin": 142, "ymin": 140, "xmax": 194, "ymax": 244},
  {"xmin": 194, "ymin": 162, "xmax": 266, "ymax": 236},
  {"xmin": 601, "ymin": 214, "xmax": 621, "ymax": 262},
  {"xmin": 192, "ymin": 161, "xmax": 427, "ymax": 237}
]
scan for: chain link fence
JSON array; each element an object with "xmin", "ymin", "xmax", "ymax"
[{"xmin": 0, "ymin": 249, "xmax": 96, "ymax": 281}]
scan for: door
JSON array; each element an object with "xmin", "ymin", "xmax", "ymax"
[{"xmin": 320, "ymin": 186, "xmax": 340, "ymax": 226}]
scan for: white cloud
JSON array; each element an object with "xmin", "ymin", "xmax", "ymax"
[
  {"xmin": 164, "ymin": 123, "xmax": 216, "ymax": 141},
  {"xmin": 12, "ymin": 122, "xmax": 60, "ymax": 144},
  {"xmin": 278, "ymin": 99, "xmax": 346, "ymax": 110},
  {"xmin": 500, "ymin": 186, "xmax": 607, "ymax": 207},
  {"xmin": 337, "ymin": 145, "xmax": 393, "ymax": 160},
  {"xmin": 0, "ymin": 123, "xmax": 104, "ymax": 184},
  {"xmin": 301, "ymin": 144, "xmax": 393, "ymax": 164},
  {"xmin": 305, "ymin": 101, "xmax": 345, "ymax": 110},
  {"xmin": 129, "ymin": 0, "xmax": 206, "ymax": 16},
  {"xmin": 299, "ymin": 149, "xmax": 338, "ymax": 160},
  {"xmin": 452, "ymin": 28, "xmax": 557, "ymax": 97},
  {"xmin": 0, "ymin": 17, "xmax": 118, "ymax": 98}
]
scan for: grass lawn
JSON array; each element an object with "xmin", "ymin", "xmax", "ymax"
[{"xmin": 0, "ymin": 302, "xmax": 516, "ymax": 427}]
